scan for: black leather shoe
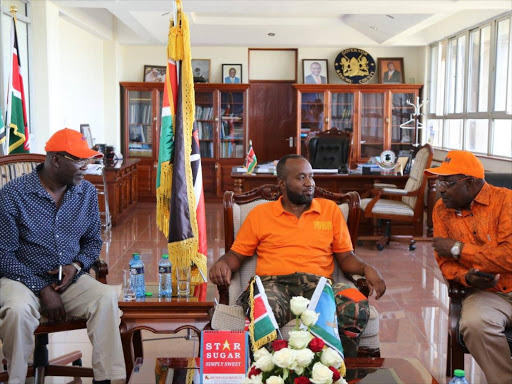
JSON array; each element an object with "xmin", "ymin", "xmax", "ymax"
[{"xmin": 92, "ymin": 380, "xmax": 111, "ymax": 384}]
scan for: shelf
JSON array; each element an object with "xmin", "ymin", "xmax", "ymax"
[
  {"xmin": 129, "ymin": 123, "xmax": 152, "ymax": 126},
  {"xmin": 129, "ymin": 99, "xmax": 151, "ymax": 102},
  {"xmin": 196, "ymin": 119, "xmax": 215, "ymax": 122}
]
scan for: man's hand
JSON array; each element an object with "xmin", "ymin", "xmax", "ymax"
[
  {"xmin": 465, "ymin": 268, "xmax": 500, "ymax": 289},
  {"xmin": 363, "ymin": 265, "xmax": 386, "ymax": 300},
  {"xmin": 209, "ymin": 260, "xmax": 232, "ymax": 285},
  {"xmin": 40, "ymin": 286, "xmax": 66, "ymax": 322},
  {"xmin": 433, "ymin": 237, "xmax": 460, "ymax": 257},
  {"xmin": 48, "ymin": 264, "xmax": 77, "ymax": 293}
]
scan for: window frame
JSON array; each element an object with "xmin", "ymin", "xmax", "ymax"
[{"xmin": 427, "ymin": 12, "xmax": 512, "ymax": 160}]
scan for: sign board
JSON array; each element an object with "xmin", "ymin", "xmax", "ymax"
[{"xmin": 200, "ymin": 330, "xmax": 249, "ymax": 384}]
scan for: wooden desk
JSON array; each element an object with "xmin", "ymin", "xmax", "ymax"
[
  {"xmin": 232, "ymin": 172, "xmax": 437, "ymax": 237},
  {"xmin": 129, "ymin": 356, "xmax": 438, "ymax": 384},
  {"xmin": 85, "ymin": 159, "xmax": 139, "ymax": 226},
  {"xmin": 119, "ymin": 285, "xmax": 214, "ymax": 379}
]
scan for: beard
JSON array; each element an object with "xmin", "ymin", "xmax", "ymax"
[{"xmin": 286, "ymin": 185, "xmax": 313, "ymax": 205}]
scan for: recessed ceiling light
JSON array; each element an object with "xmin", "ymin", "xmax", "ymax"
[
  {"xmin": 268, "ymin": 33, "xmax": 275, "ymax": 36},
  {"xmin": 369, "ymin": 26, "xmax": 379, "ymax": 31}
]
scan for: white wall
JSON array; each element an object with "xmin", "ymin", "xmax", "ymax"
[
  {"xmin": 118, "ymin": 45, "xmax": 425, "ymax": 85},
  {"xmin": 58, "ymin": 18, "xmax": 105, "ymax": 144}
]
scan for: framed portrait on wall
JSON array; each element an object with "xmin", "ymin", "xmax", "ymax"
[
  {"xmin": 80, "ymin": 124, "xmax": 93, "ymax": 148},
  {"xmin": 143, "ymin": 65, "xmax": 166, "ymax": 82},
  {"xmin": 378, "ymin": 58, "xmax": 404, "ymax": 84},
  {"xmin": 222, "ymin": 64, "xmax": 242, "ymax": 84},
  {"xmin": 302, "ymin": 59, "xmax": 329, "ymax": 84},
  {"xmin": 191, "ymin": 59, "xmax": 211, "ymax": 83}
]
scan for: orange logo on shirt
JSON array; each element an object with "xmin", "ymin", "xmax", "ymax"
[{"xmin": 314, "ymin": 221, "xmax": 332, "ymax": 230}]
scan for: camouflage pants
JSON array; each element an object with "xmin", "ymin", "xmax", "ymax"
[{"xmin": 238, "ymin": 272, "xmax": 370, "ymax": 357}]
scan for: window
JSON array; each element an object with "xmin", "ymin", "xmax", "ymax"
[
  {"xmin": 479, "ymin": 25, "xmax": 491, "ymax": 112},
  {"xmin": 467, "ymin": 29, "xmax": 480, "ymax": 112},
  {"xmin": 428, "ymin": 14, "xmax": 512, "ymax": 159},
  {"xmin": 495, "ymin": 18, "xmax": 510, "ymax": 112},
  {"xmin": 465, "ymin": 119, "xmax": 489, "ymax": 153},
  {"xmin": 492, "ymin": 120, "xmax": 512, "ymax": 157},
  {"xmin": 444, "ymin": 120, "xmax": 463, "ymax": 149}
]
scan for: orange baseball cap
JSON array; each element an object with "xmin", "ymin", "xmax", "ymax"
[
  {"xmin": 45, "ymin": 128, "xmax": 103, "ymax": 159},
  {"xmin": 425, "ymin": 150, "xmax": 484, "ymax": 179}
]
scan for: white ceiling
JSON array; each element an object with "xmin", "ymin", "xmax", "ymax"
[{"xmin": 52, "ymin": 0, "xmax": 512, "ymax": 47}]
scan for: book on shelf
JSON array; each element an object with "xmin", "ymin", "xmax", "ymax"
[{"xmin": 129, "ymin": 104, "xmax": 152, "ymax": 125}]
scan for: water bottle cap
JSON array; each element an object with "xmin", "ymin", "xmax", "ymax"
[
  {"xmin": 145, "ymin": 292, "xmax": 153, "ymax": 297},
  {"xmin": 454, "ymin": 369, "xmax": 465, "ymax": 377},
  {"xmin": 162, "ymin": 254, "xmax": 169, "ymax": 259},
  {"xmin": 132, "ymin": 253, "xmax": 140, "ymax": 259}
]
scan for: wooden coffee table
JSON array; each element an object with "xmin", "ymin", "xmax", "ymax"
[
  {"xmin": 118, "ymin": 284, "xmax": 214, "ymax": 379},
  {"xmin": 128, "ymin": 356, "xmax": 439, "ymax": 384}
]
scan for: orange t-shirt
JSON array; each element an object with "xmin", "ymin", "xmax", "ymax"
[
  {"xmin": 433, "ymin": 183, "xmax": 512, "ymax": 292},
  {"xmin": 230, "ymin": 197, "xmax": 353, "ymax": 278}
]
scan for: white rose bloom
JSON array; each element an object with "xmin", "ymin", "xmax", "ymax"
[
  {"xmin": 254, "ymin": 353, "xmax": 274, "ymax": 372},
  {"xmin": 253, "ymin": 347, "xmax": 270, "ymax": 361},
  {"xmin": 295, "ymin": 366, "xmax": 305, "ymax": 376},
  {"xmin": 290, "ymin": 296, "xmax": 310, "ymax": 316},
  {"xmin": 288, "ymin": 330, "xmax": 313, "ymax": 349},
  {"xmin": 320, "ymin": 347, "xmax": 343, "ymax": 369},
  {"xmin": 310, "ymin": 362, "xmax": 334, "ymax": 384},
  {"xmin": 272, "ymin": 347, "xmax": 294, "ymax": 369},
  {"xmin": 301, "ymin": 310, "xmax": 320, "ymax": 327},
  {"xmin": 334, "ymin": 378, "xmax": 348, "ymax": 384},
  {"xmin": 250, "ymin": 373, "xmax": 263, "ymax": 383},
  {"xmin": 294, "ymin": 348, "xmax": 315, "ymax": 367},
  {"xmin": 266, "ymin": 376, "xmax": 285, "ymax": 384}
]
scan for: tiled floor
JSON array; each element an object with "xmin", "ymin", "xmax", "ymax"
[{"xmin": 1, "ymin": 202, "xmax": 489, "ymax": 383}]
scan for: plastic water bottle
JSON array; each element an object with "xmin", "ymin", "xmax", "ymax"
[
  {"xmin": 158, "ymin": 254, "xmax": 173, "ymax": 298},
  {"xmin": 129, "ymin": 253, "xmax": 146, "ymax": 298},
  {"xmin": 448, "ymin": 370, "xmax": 470, "ymax": 384}
]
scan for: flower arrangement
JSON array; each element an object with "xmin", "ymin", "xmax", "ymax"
[{"xmin": 244, "ymin": 296, "xmax": 347, "ymax": 384}]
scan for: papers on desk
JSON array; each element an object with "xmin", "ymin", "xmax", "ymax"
[
  {"xmin": 312, "ymin": 169, "xmax": 338, "ymax": 174},
  {"xmin": 84, "ymin": 164, "xmax": 104, "ymax": 175}
]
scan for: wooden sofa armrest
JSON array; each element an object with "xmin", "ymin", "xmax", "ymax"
[
  {"xmin": 343, "ymin": 274, "xmax": 370, "ymax": 298},
  {"xmin": 218, "ymin": 285, "xmax": 230, "ymax": 305},
  {"xmin": 446, "ymin": 278, "xmax": 467, "ymax": 300},
  {"xmin": 91, "ymin": 259, "xmax": 108, "ymax": 284}
]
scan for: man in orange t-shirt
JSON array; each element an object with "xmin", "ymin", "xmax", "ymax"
[
  {"xmin": 426, "ymin": 150, "xmax": 512, "ymax": 383},
  {"xmin": 210, "ymin": 155, "xmax": 386, "ymax": 356}
]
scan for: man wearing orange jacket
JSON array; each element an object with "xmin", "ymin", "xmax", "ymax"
[{"xmin": 426, "ymin": 150, "xmax": 512, "ymax": 383}]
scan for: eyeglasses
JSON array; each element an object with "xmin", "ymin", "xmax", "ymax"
[
  {"xmin": 436, "ymin": 176, "xmax": 473, "ymax": 189},
  {"xmin": 59, "ymin": 154, "xmax": 93, "ymax": 168}
]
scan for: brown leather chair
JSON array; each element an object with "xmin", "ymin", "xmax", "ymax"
[
  {"xmin": 360, "ymin": 144, "xmax": 433, "ymax": 250},
  {"xmin": 0, "ymin": 153, "xmax": 110, "ymax": 383}
]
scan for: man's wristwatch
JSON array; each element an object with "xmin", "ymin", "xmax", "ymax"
[
  {"xmin": 71, "ymin": 262, "xmax": 82, "ymax": 272},
  {"xmin": 450, "ymin": 241, "xmax": 463, "ymax": 259}
]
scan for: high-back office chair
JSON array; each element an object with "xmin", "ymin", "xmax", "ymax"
[
  {"xmin": 211, "ymin": 185, "xmax": 381, "ymax": 356},
  {"xmin": 305, "ymin": 128, "xmax": 353, "ymax": 170},
  {"xmin": 0, "ymin": 154, "xmax": 109, "ymax": 383},
  {"xmin": 360, "ymin": 144, "xmax": 433, "ymax": 250}
]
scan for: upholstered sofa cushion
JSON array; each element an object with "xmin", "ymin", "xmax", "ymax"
[
  {"xmin": 360, "ymin": 198, "xmax": 414, "ymax": 217},
  {"xmin": 0, "ymin": 161, "xmax": 40, "ymax": 189}
]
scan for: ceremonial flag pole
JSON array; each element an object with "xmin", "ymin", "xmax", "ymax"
[
  {"xmin": 5, "ymin": 6, "xmax": 30, "ymax": 154},
  {"xmin": 156, "ymin": 0, "xmax": 207, "ymax": 285}
]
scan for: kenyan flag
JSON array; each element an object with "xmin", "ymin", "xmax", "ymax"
[
  {"xmin": 249, "ymin": 276, "xmax": 278, "ymax": 351},
  {"xmin": 6, "ymin": 17, "xmax": 29, "ymax": 154}
]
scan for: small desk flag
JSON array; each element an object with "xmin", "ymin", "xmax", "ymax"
[{"xmin": 244, "ymin": 140, "xmax": 257, "ymax": 174}]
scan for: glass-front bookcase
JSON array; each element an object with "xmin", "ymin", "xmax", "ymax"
[{"xmin": 294, "ymin": 84, "xmax": 423, "ymax": 165}]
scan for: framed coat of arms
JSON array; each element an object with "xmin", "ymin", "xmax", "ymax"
[{"xmin": 334, "ymin": 48, "xmax": 376, "ymax": 84}]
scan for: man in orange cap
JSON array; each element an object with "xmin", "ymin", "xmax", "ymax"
[
  {"xmin": 425, "ymin": 150, "xmax": 512, "ymax": 383},
  {"xmin": 0, "ymin": 129, "xmax": 125, "ymax": 383}
]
